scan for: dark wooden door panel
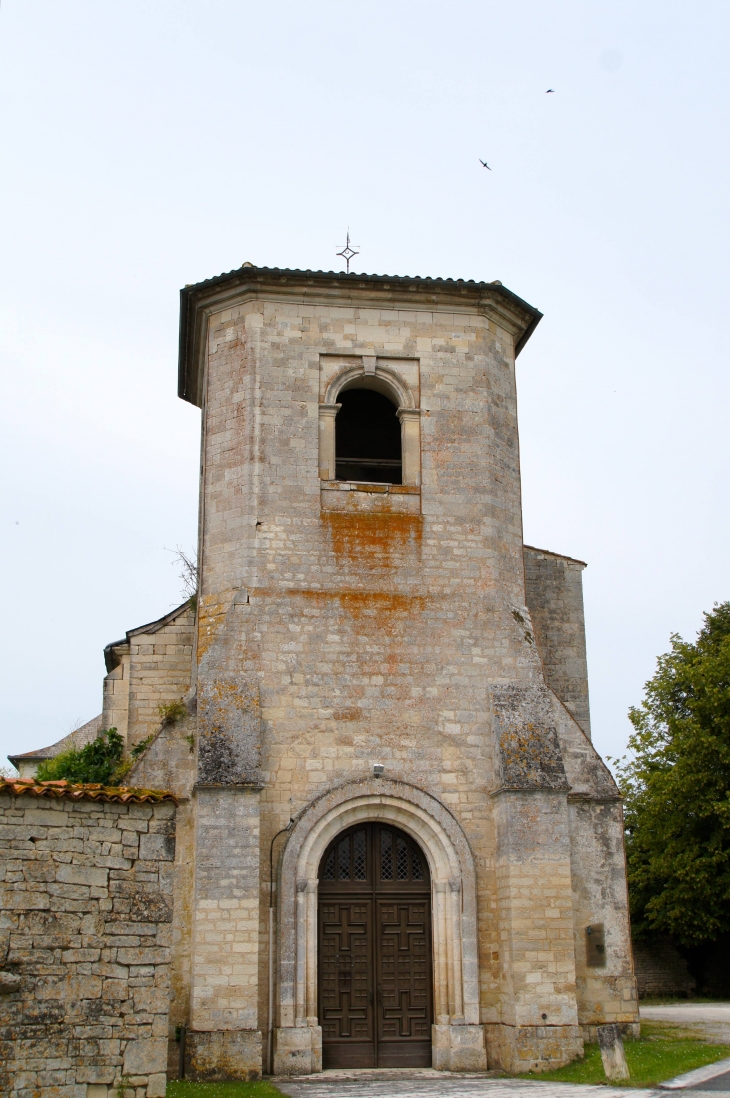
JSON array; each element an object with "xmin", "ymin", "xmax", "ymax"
[
  {"xmin": 377, "ymin": 899, "xmax": 432, "ymax": 1065},
  {"xmin": 319, "ymin": 899, "xmax": 374, "ymax": 1068},
  {"xmin": 318, "ymin": 824, "xmax": 432, "ymax": 1069}
]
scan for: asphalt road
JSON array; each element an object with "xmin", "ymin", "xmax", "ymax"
[{"xmin": 687, "ymin": 1070, "xmax": 730, "ymax": 1090}]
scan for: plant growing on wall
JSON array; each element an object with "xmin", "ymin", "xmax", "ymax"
[
  {"xmin": 615, "ymin": 602, "xmax": 730, "ymax": 946},
  {"xmin": 36, "ymin": 728, "xmax": 127, "ymax": 785},
  {"xmin": 158, "ymin": 698, "xmax": 187, "ymax": 724},
  {"xmin": 129, "ymin": 733, "xmax": 155, "ymax": 759}
]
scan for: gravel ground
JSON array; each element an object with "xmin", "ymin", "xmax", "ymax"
[
  {"xmin": 272, "ymin": 1012, "xmax": 730, "ymax": 1098},
  {"xmin": 641, "ymin": 1004, "xmax": 730, "ymax": 1046},
  {"xmin": 274, "ymin": 1070, "xmax": 656, "ymax": 1098}
]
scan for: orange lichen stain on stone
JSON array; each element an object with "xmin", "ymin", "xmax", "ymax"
[
  {"xmin": 335, "ymin": 590, "xmax": 426, "ymax": 624},
  {"xmin": 250, "ymin": 586, "xmax": 428, "ymax": 627},
  {"xmin": 322, "ymin": 511, "xmax": 422, "ymax": 571},
  {"xmin": 196, "ymin": 590, "xmax": 236, "ymax": 660}
]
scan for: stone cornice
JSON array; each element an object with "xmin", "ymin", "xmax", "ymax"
[{"xmin": 178, "ymin": 265, "xmax": 542, "ymax": 408}]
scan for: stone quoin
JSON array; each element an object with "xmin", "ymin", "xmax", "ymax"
[{"xmin": 11, "ymin": 266, "xmax": 639, "ymax": 1084}]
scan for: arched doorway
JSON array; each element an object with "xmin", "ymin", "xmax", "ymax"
[{"xmin": 318, "ymin": 823, "xmax": 432, "ymax": 1068}]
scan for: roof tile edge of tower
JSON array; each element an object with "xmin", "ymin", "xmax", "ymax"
[{"xmin": 177, "ymin": 265, "xmax": 543, "ymax": 407}]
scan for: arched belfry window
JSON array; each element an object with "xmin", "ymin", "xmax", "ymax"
[
  {"xmin": 318, "ymin": 358, "xmax": 421, "ymax": 489},
  {"xmin": 335, "ymin": 389, "xmax": 402, "ymax": 484}
]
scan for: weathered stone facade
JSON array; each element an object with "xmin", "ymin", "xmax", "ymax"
[
  {"xmin": 0, "ymin": 781, "xmax": 177, "ymax": 1098},
  {"xmin": 171, "ymin": 266, "xmax": 638, "ymax": 1075},
  {"xmin": 523, "ymin": 546, "xmax": 591, "ymax": 737},
  {"xmin": 10, "ymin": 265, "xmax": 639, "ymax": 1081},
  {"xmin": 103, "ymin": 603, "xmax": 196, "ymax": 751}
]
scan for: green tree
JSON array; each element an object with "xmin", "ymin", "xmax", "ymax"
[
  {"xmin": 616, "ymin": 603, "xmax": 730, "ymax": 946},
  {"xmin": 36, "ymin": 727, "xmax": 126, "ymax": 785}
]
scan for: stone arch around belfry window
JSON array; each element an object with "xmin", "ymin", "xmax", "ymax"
[{"xmin": 319, "ymin": 360, "xmax": 421, "ymax": 486}]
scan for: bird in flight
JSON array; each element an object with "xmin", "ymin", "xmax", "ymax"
[
  {"xmin": 546, "ymin": 88, "xmax": 555, "ymax": 93},
  {"xmin": 479, "ymin": 159, "xmax": 492, "ymax": 170}
]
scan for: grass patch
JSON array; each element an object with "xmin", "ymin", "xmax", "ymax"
[
  {"xmin": 167, "ymin": 1082, "xmax": 287, "ymax": 1098},
  {"xmin": 518, "ymin": 1026, "xmax": 730, "ymax": 1087}
]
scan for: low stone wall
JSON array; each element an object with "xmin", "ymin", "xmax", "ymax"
[{"xmin": 0, "ymin": 779, "xmax": 177, "ymax": 1098}]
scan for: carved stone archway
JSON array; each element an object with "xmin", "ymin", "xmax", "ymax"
[
  {"xmin": 273, "ymin": 778, "xmax": 486, "ymax": 1075},
  {"xmin": 318, "ymin": 359, "xmax": 421, "ymax": 486}
]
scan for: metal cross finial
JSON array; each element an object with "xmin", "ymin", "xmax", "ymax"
[{"xmin": 336, "ymin": 230, "xmax": 360, "ymax": 273}]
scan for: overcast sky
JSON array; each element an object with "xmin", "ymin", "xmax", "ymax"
[{"xmin": 1, "ymin": 0, "xmax": 728, "ymax": 772}]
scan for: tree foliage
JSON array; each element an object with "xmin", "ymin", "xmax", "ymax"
[
  {"xmin": 615, "ymin": 603, "xmax": 730, "ymax": 946},
  {"xmin": 36, "ymin": 727, "xmax": 126, "ymax": 785}
]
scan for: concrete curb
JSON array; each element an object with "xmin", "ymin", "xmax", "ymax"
[{"xmin": 659, "ymin": 1056, "xmax": 730, "ymax": 1089}]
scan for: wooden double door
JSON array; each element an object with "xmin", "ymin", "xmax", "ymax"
[{"xmin": 318, "ymin": 823, "xmax": 433, "ymax": 1068}]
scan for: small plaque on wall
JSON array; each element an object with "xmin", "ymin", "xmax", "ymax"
[{"xmin": 586, "ymin": 923, "xmax": 606, "ymax": 966}]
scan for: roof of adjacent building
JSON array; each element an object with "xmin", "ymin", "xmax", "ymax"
[
  {"xmin": 7, "ymin": 601, "xmax": 194, "ymax": 770},
  {"xmin": 7, "ymin": 714, "xmax": 104, "ymax": 770},
  {"xmin": 104, "ymin": 599, "xmax": 193, "ymax": 672},
  {"xmin": 0, "ymin": 778, "xmax": 177, "ymax": 805},
  {"xmin": 523, "ymin": 544, "xmax": 588, "ymax": 568},
  {"xmin": 178, "ymin": 265, "xmax": 543, "ymax": 408}
]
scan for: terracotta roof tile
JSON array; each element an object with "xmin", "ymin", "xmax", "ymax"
[{"xmin": 0, "ymin": 778, "xmax": 177, "ymax": 805}]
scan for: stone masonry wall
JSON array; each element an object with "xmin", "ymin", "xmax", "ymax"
[
  {"xmin": 186, "ymin": 788, "xmax": 262, "ymax": 1081},
  {"xmin": 103, "ymin": 604, "xmax": 195, "ymax": 751},
  {"xmin": 127, "ymin": 607, "xmax": 195, "ymax": 750},
  {"xmin": 119, "ymin": 702, "xmax": 264, "ymax": 1082},
  {"xmin": 127, "ymin": 713, "xmax": 197, "ymax": 1078},
  {"xmin": 523, "ymin": 546, "xmax": 591, "ymax": 738},
  {"xmin": 0, "ymin": 785, "xmax": 176, "ymax": 1098},
  {"xmin": 632, "ymin": 938, "xmax": 696, "ymax": 999}
]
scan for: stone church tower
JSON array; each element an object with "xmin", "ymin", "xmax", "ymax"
[{"xmin": 58, "ymin": 265, "xmax": 640, "ymax": 1079}]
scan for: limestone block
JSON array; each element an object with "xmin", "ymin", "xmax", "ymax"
[
  {"xmin": 273, "ymin": 1026, "xmax": 322, "ymax": 1076},
  {"xmin": 123, "ymin": 1037, "xmax": 168, "ymax": 1075},
  {"xmin": 0, "ymin": 970, "xmax": 21, "ymax": 994},
  {"xmin": 485, "ymin": 1022, "xmax": 583, "ymax": 1072},
  {"xmin": 185, "ymin": 1028, "xmax": 262, "ymax": 1081},
  {"xmin": 1, "ymin": 888, "xmax": 51, "ymax": 910},
  {"xmin": 146, "ymin": 1072, "xmax": 167, "ymax": 1097},
  {"xmin": 491, "ymin": 683, "xmax": 569, "ymax": 791},
  {"xmin": 197, "ymin": 672, "xmax": 262, "ymax": 784},
  {"xmin": 431, "ymin": 1024, "xmax": 487, "ymax": 1071},
  {"xmin": 139, "ymin": 832, "xmax": 175, "ymax": 862},
  {"xmin": 597, "ymin": 1022, "xmax": 630, "ymax": 1082},
  {"xmin": 133, "ymin": 986, "xmax": 170, "ymax": 1014},
  {"xmin": 117, "ymin": 947, "xmax": 170, "ymax": 965},
  {"xmin": 77, "ymin": 1065, "xmax": 117, "ymax": 1084},
  {"xmin": 320, "ymin": 481, "xmax": 421, "ymax": 515},
  {"xmin": 57, "ymin": 864, "xmax": 110, "ymax": 888}
]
